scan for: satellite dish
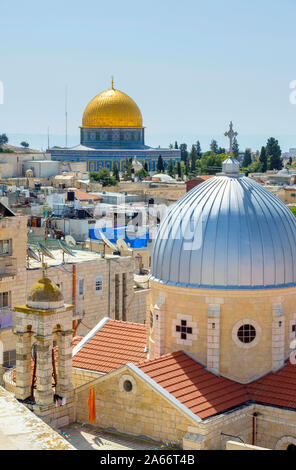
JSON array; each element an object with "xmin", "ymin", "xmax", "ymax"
[
  {"xmin": 99, "ymin": 230, "xmax": 117, "ymax": 251},
  {"xmin": 27, "ymin": 246, "xmax": 41, "ymax": 262},
  {"xmin": 116, "ymin": 238, "xmax": 131, "ymax": 252},
  {"xmin": 65, "ymin": 235, "xmax": 76, "ymax": 247},
  {"xmin": 38, "ymin": 242, "xmax": 55, "ymax": 259},
  {"xmin": 58, "ymin": 240, "xmax": 75, "ymax": 257}
]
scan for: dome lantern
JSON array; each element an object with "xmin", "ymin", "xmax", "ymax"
[
  {"xmin": 27, "ymin": 277, "xmax": 64, "ymax": 310},
  {"xmin": 222, "ymin": 156, "xmax": 240, "ymax": 175}
]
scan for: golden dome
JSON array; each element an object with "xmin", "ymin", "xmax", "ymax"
[
  {"xmin": 81, "ymin": 87, "xmax": 143, "ymax": 129},
  {"xmin": 27, "ymin": 277, "xmax": 63, "ymax": 308}
]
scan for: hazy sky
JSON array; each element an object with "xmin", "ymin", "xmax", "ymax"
[{"xmin": 1, "ymin": 0, "xmax": 296, "ymax": 151}]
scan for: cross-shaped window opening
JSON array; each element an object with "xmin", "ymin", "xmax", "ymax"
[{"xmin": 176, "ymin": 320, "xmax": 193, "ymax": 340}]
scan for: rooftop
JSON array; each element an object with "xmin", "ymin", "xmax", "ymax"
[
  {"xmin": 27, "ymin": 248, "xmax": 121, "ymax": 269},
  {"xmin": 138, "ymin": 351, "xmax": 248, "ymax": 420},
  {"xmin": 67, "ymin": 189, "xmax": 102, "ymax": 201},
  {"xmin": 72, "ymin": 318, "xmax": 147, "ymax": 373},
  {"xmin": 137, "ymin": 351, "xmax": 296, "ymax": 420},
  {"xmin": 0, "ymin": 386, "xmax": 73, "ymax": 450}
]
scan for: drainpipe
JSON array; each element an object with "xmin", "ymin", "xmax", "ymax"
[{"xmin": 72, "ymin": 264, "xmax": 76, "ymax": 336}]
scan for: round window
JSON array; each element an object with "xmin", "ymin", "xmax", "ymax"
[
  {"xmin": 237, "ymin": 324, "xmax": 256, "ymax": 344},
  {"xmin": 123, "ymin": 380, "xmax": 133, "ymax": 392}
]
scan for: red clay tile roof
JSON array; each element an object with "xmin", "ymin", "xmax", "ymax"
[
  {"xmin": 138, "ymin": 351, "xmax": 249, "ymax": 419},
  {"xmin": 72, "ymin": 320, "xmax": 147, "ymax": 373},
  {"xmin": 70, "ymin": 189, "xmax": 101, "ymax": 201},
  {"xmin": 247, "ymin": 359, "xmax": 296, "ymax": 410},
  {"xmin": 72, "ymin": 336, "xmax": 83, "ymax": 348},
  {"xmin": 137, "ymin": 352, "xmax": 296, "ymax": 420},
  {"xmin": 199, "ymin": 175, "xmax": 215, "ymax": 181}
]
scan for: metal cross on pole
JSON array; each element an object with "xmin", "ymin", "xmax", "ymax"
[{"xmin": 224, "ymin": 121, "xmax": 238, "ymax": 157}]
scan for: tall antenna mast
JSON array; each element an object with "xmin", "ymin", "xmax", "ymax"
[{"xmin": 65, "ymin": 85, "xmax": 68, "ymax": 148}]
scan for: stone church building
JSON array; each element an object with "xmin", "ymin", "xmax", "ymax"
[{"xmin": 8, "ymin": 155, "xmax": 296, "ymax": 450}]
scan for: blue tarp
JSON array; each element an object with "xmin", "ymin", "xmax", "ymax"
[{"xmin": 89, "ymin": 225, "xmax": 149, "ymax": 248}]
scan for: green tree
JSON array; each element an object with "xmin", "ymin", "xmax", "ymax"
[
  {"xmin": 242, "ymin": 148, "xmax": 252, "ymax": 167},
  {"xmin": 177, "ymin": 161, "xmax": 182, "ymax": 178},
  {"xmin": 167, "ymin": 159, "xmax": 174, "ymax": 177},
  {"xmin": 232, "ymin": 137, "xmax": 239, "ymax": 158},
  {"xmin": 218, "ymin": 147, "xmax": 226, "ymax": 154},
  {"xmin": 123, "ymin": 158, "xmax": 133, "ymax": 180},
  {"xmin": 196, "ymin": 140, "xmax": 202, "ymax": 158},
  {"xmin": 289, "ymin": 156, "xmax": 293, "ymax": 166},
  {"xmin": 179, "ymin": 143, "xmax": 188, "ymax": 163},
  {"xmin": 246, "ymin": 160, "xmax": 262, "ymax": 174},
  {"xmin": 185, "ymin": 160, "xmax": 190, "ymax": 176},
  {"xmin": 20, "ymin": 141, "xmax": 29, "ymax": 149},
  {"xmin": 135, "ymin": 168, "xmax": 149, "ymax": 179},
  {"xmin": 144, "ymin": 161, "xmax": 149, "ymax": 172},
  {"xmin": 112, "ymin": 162, "xmax": 120, "ymax": 181},
  {"xmin": 189, "ymin": 145, "xmax": 198, "ymax": 174},
  {"xmin": 157, "ymin": 155, "xmax": 164, "ymax": 172},
  {"xmin": 0, "ymin": 133, "xmax": 8, "ymax": 151},
  {"xmin": 199, "ymin": 151, "xmax": 223, "ymax": 175},
  {"xmin": 266, "ymin": 137, "xmax": 282, "ymax": 170},
  {"xmin": 174, "ymin": 141, "xmax": 178, "ymax": 149},
  {"xmin": 89, "ymin": 168, "xmax": 117, "ymax": 187},
  {"xmin": 259, "ymin": 146, "xmax": 267, "ymax": 172},
  {"xmin": 210, "ymin": 139, "xmax": 219, "ymax": 154}
]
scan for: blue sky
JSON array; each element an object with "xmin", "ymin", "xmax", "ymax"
[{"xmin": 1, "ymin": 0, "xmax": 296, "ymax": 152}]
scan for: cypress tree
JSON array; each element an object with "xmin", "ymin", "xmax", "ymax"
[
  {"xmin": 157, "ymin": 155, "xmax": 164, "ymax": 172},
  {"xmin": 196, "ymin": 140, "xmax": 202, "ymax": 158},
  {"xmin": 242, "ymin": 148, "xmax": 252, "ymax": 167},
  {"xmin": 167, "ymin": 159, "xmax": 174, "ymax": 177},
  {"xmin": 179, "ymin": 143, "xmax": 188, "ymax": 163},
  {"xmin": 259, "ymin": 146, "xmax": 267, "ymax": 172},
  {"xmin": 177, "ymin": 161, "xmax": 182, "ymax": 178},
  {"xmin": 266, "ymin": 137, "xmax": 282, "ymax": 170},
  {"xmin": 190, "ymin": 145, "xmax": 198, "ymax": 174},
  {"xmin": 210, "ymin": 139, "xmax": 219, "ymax": 154},
  {"xmin": 232, "ymin": 137, "xmax": 239, "ymax": 158}
]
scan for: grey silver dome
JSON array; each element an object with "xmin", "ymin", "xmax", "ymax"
[{"xmin": 150, "ymin": 174, "xmax": 296, "ymax": 289}]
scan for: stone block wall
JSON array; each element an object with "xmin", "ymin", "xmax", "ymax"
[
  {"xmin": 0, "ymin": 215, "xmax": 28, "ymax": 364},
  {"xmin": 129, "ymin": 289, "xmax": 149, "ymax": 324},
  {"xmin": 72, "ymin": 367, "xmax": 102, "ymax": 388},
  {"xmin": 32, "ymin": 398, "xmax": 75, "ymax": 429},
  {"xmin": 148, "ymin": 281, "xmax": 296, "ymax": 383},
  {"xmin": 75, "ymin": 366, "xmax": 196, "ymax": 446}
]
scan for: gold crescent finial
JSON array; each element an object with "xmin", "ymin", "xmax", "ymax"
[{"xmin": 111, "ymin": 76, "xmax": 114, "ymax": 89}]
